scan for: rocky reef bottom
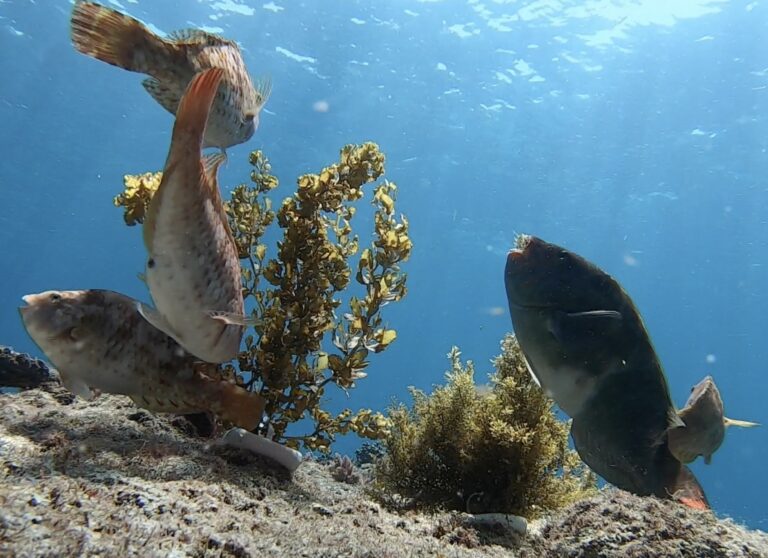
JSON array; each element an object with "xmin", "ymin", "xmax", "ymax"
[{"xmin": 1, "ymin": 386, "xmax": 766, "ymax": 558}]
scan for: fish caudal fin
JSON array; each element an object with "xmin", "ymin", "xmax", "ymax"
[
  {"xmin": 211, "ymin": 382, "xmax": 266, "ymax": 431},
  {"xmin": 70, "ymin": 1, "xmax": 173, "ymax": 75},
  {"xmin": 670, "ymin": 464, "xmax": 710, "ymax": 511},
  {"xmin": 168, "ymin": 68, "xmax": 224, "ymax": 158}
]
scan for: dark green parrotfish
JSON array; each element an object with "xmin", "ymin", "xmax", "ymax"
[
  {"xmin": 504, "ymin": 234, "xmax": 709, "ymax": 510},
  {"xmin": 668, "ymin": 375, "xmax": 759, "ymax": 465}
]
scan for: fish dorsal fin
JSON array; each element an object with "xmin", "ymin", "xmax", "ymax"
[
  {"xmin": 723, "ymin": 417, "xmax": 760, "ymax": 428},
  {"xmin": 142, "ymin": 77, "xmax": 181, "ymax": 115},
  {"xmin": 167, "ymin": 28, "xmax": 232, "ymax": 47}
]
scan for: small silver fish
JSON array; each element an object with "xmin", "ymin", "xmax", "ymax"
[
  {"xmin": 668, "ymin": 375, "xmax": 759, "ymax": 464},
  {"xmin": 70, "ymin": 1, "xmax": 270, "ymax": 151},
  {"xmin": 505, "ymin": 234, "xmax": 709, "ymax": 510},
  {"xmin": 141, "ymin": 68, "xmax": 254, "ymax": 364},
  {"xmin": 19, "ymin": 289, "xmax": 265, "ymax": 430}
]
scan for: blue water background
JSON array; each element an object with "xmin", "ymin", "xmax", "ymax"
[{"xmin": 1, "ymin": 0, "xmax": 766, "ymax": 528}]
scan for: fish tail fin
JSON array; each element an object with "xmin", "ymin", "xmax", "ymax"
[
  {"xmin": 724, "ymin": 417, "xmax": 760, "ymax": 428},
  {"xmin": 210, "ymin": 382, "xmax": 266, "ymax": 431},
  {"xmin": 670, "ymin": 464, "xmax": 710, "ymax": 511},
  {"xmin": 70, "ymin": 1, "xmax": 173, "ymax": 74},
  {"xmin": 168, "ymin": 68, "xmax": 224, "ymax": 156}
]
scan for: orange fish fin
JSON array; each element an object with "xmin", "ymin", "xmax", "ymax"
[
  {"xmin": 168, "ymin": 68, "xmax": 225, "ymax": 159},
  {"xmin": 670, "ymin": 464, "xmax": 710, "ymax": 511},
  {"xmin": 70, "ymin": 1, "xmax": 172, "ymax": 74},
  {"xmin": 211, "ymin": 382, "xmax": 265, "ymax": 431}
]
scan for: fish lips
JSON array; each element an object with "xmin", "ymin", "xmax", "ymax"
[{"xmin": 504, "ymin": 235, "xmax": 550, "ymax": 309}]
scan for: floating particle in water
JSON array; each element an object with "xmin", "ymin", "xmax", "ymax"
[
  {"xmin": 705, "ymin": 354, "xmax": 717, "ymax": 364},
  {"xmin": 623, "ymin": 254, "xmax": 639, "ymax": 267},
  {"xmin": 313, "ymin": 100, "xmax": 330, "ymax": 113}
]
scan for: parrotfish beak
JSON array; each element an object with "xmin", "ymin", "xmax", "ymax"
[{"xmin": 18, "ymin": 294, "xmax": 34, "ymax": 317}]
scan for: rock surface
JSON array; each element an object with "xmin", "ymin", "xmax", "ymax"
[
  {"xmin": 1, "ymin": 386, "xmax": 766, "ymax": 557},
  {"xmin": 0, "ymin": 346, "xmax": 57, "ymax": 390}
]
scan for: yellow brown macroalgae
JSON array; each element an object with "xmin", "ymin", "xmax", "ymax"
[{"xmin": 116, "ymin": 143, "xmax": 410, "ymax": 452}]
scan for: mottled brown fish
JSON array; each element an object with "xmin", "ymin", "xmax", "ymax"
[
  {"xmin": 668, "ymin": 375, "xmax": 759, "ymax": 465},
  {"xmin": 19, "ymin": 289, "xmax": 265, "ymax": 430},
  {"xmin": 70, "ymin": 1, "xmax": 270, "ymax": 151},
  {"xmin": 504, "ymin": 235, "xmax": 709, "ymax": 510},
  {"xmin": 140, "ymin": 68, "xmax": 253, "ymax": 364}
]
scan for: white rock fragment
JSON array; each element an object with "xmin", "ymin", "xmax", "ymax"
[{"xmin": 218, "ymin": 428, "xmax": 303, "ymax": 472}]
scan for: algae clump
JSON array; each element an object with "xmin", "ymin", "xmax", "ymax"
[
  {"xmin": 114, "ymin": 143, "xmax": 410, "ymax": 451},
  {"xmin": 376, "ymin": 334, "xmax": 596, "ymax": 518}
]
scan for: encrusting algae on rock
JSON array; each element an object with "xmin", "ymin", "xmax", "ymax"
[
  {"xmin": 375, "ymin": 334, "xmax": 597, "ymax": 519},
  {"xmin": 115, "ymin": 142, "xmax": 410, "ymax": 451}
]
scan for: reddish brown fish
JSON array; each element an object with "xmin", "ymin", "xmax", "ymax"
[
  {"xmin": 18, "ymin": 289, "xmax": 265, "ymax": 430},
  {"xmin": 140, "ymin": 68, "xmax": 254, "ymax": 364},
  {"xmin": 70, "ymin": 1, "xmax": 270, "ymax": 150}
]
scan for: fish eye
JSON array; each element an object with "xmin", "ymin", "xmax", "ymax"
[
  {"xmin": 50, "ymin": 293, "xmax": 61, "ymax": 302},
  {"xmin": 147, "ymin": 258, "xmax": 155, "ymax": 268}
]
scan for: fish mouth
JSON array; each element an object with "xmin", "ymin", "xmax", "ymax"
[
  {"xmin": 507, "ymin": 234, "xmax": 533, "ymax": 261},
  {"xmin": 18, "ymin": 295, "xmax": 34, "ymax": 317}
]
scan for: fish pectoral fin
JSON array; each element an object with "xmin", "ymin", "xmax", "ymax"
[
  {"xmin": 548, "ymin": 309, "xmax": 623, "ymax": 347},
  {"xmin": 723, "ymin": 417, "xmax": 760, "ymax": 428},
  {"xmin": 61, "ymin": 374, "xmax": 95, "ymax": 400},
  {"xmin": 208, "ymin": 311, "xmax": 261, "ymax": 327},
  {"xmin": 704, "ymin": 454, "xmax": 712, "ymax": 465},
  {"xmin": 566, "ymin": 310, "xmax": 623, "ymax": 321},
  {"xmin": 137, "ymin": 302, "xmax": 179, "ymax": 338},
  {"xmin": 253, "ymin": 75, "xmax": 273, "ymax": 107},
  {"xmin": 142, "ymin": 77, "xmax": 182, "ymax": 115},
  {"xmin": 202, "ymin": 152, "xmax": 227, "ymax": 182},
  {"xmin": 668, "ymin": 408, "xmax": 687, "ymax": 429}
]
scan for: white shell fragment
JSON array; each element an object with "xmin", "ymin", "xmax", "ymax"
[{"xmin": 218, "ymin": 428, "xmax": 303, "ymax": 472}]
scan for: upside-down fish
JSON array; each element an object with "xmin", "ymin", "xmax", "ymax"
[
  {"xmin": 70, "ymin": 1, "xmax": 270, "ymax": 151},
  {"xmin": 19, "ymin": 289, "xmax": 265, "ymax": 430},
  {"xmin": 140, "ymin": 68, "xmax": 252, "ymax": 364},
  {"xmin": 504, "ymin": 235, "xmax": 709, "ymax": 510},
  {"xmin": 668, "ymin": 375, "xmax": 759, "ymax": 465}
]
